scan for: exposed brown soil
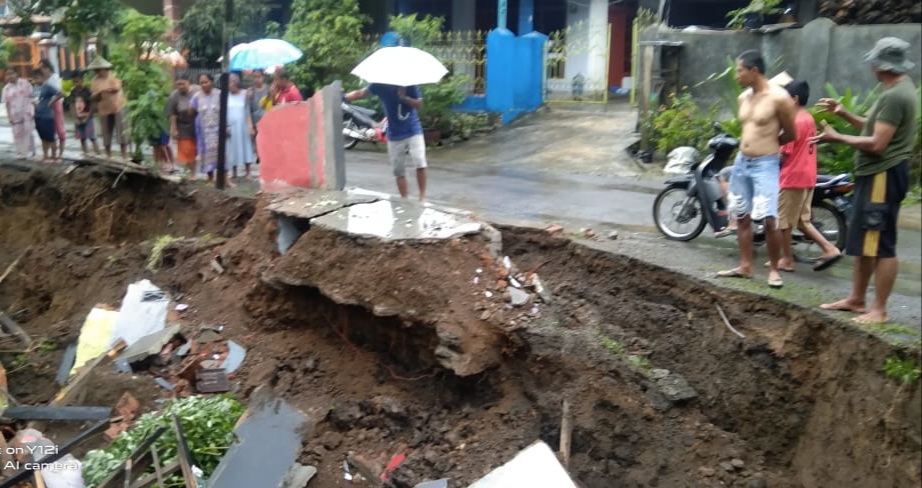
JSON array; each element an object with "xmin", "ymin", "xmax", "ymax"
[{"xmin": 0, "ymin": 164, "xmax": 919, "ymax": 488}]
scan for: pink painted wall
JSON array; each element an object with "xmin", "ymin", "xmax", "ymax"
[{"xmin": 256, "ymin": 96, "xmax": 327, "ymax": 192}]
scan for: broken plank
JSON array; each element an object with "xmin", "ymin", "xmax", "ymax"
[
  {"xmin": 130, "ymin": 460, "xmax": 179, "ymax": 488},
  {"xmin": 0, "ymin": 312, "xmax": 31, "ymax": 348},
  {"xmin": 2, "ymin": 406, "xmax": 113, "ymax": 421},
  {"xmin": 172, "ymin": 414, "xmax": 199, "ymax": 488},
  {"xmin": 51, "ymin": 340, "xmax": 127, "ymax": 407},
  {"xmin": 96, "ymin": 426, "xmax": 168, "ymax": 488},
  {"xmin": 0, "ymin": 249, "xmax": 27, "ymax": 288}
]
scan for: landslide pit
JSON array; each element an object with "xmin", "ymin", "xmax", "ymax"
[{"xmin": 0, "ymin": 164, "xmax": 919, "ymax": 488}]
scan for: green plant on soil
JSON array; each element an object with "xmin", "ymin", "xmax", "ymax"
[
  {"xmin": 627, "ymin": 355, "xmax": 653, "ymax": 376},
  {"xmin": 38, "ymin": 338, "xmax": 57, "ymax": 352},
  {"xmin": 883, "ymin": 357, "xmax": 922, "ymax": 385},
  {"xmin": 82, "ymin": 395, "xmax": 245, "ymax": 487},
  {"xmin": 147, "ymin": 235, "xmax": 181, "ymax": 271},
  {"xmin": 599, "ymin": 334, "xmax": 625, "ymax": 359}
]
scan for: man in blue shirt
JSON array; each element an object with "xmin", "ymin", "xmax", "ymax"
[{"xmin": 344, "ymin": 82, "xmax": 428, "ymax": 202}]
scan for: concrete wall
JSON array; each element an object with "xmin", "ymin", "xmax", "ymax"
[{"xmin": 640, "ymin": 19, "xmax": 922, "ymax": 111}]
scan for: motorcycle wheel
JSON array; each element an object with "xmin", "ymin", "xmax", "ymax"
[
  {"xmin": 343, "ymin": 116, "xmax": 359, "ymax": 150},
  {"xmin": 653, "ymin": 185, "xmax": 708, "ymax": 241},
  {"xmin": 794, "ymin": 200, "xmax": 848, "ymax": 262}
]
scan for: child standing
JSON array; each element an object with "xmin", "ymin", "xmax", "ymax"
[
  {"xmin": 69, "ymin": 71, "xmax": 101, "ymax": 155},
  {"xmin": 32, "ymin": 69, "xmax": 63, "ymax": 162}
]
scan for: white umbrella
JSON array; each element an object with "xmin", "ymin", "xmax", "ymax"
[
  {"xmin": 351, "ymin": 46, "xmax": 448, "ymax": 86},
  {"xmin": 228, "ymin": 39, "xmax": 303, "ymax": 71}
]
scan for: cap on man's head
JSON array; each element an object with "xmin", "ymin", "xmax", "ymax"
[{"xmin": 865, "ymin": 37, "xmax": 915, "ymax": 74}]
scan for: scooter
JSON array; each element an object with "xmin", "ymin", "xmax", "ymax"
[
  {"xmin": 342, "ymin": 102, "xmax": 387, "ymax": 150},
  {"xmin": 652, "ymin": 124, "xmax": 853, "ymax": 261}
]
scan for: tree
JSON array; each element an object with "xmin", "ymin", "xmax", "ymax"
[
  {"xmin": 179, "ymin": 0, "xmax": 271, "ymax": 67},
  {"xmin": 32, "ymin": 0, "xmax": 124, "ymax": 52},
  {"xmin": 107, "ymin": 9, "xmax": 173, "ymax": 162},
  {"xmin": 283, "ymin": 0, "xmax": 370, "ymax": 92}
]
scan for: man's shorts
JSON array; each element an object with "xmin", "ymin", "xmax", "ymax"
[
  {"xmin": 845, "ymin": 160, "xmax": 909, "ymax": 258},
  {"xmin": 35, "ymin": 117, "xmax": 56, "ymax": 142},
  {"xmin": 727, "ymin": 152, "xmax": 781, "ymax": 221},
  {"xmin": 100, "ymin": 111, "xmax": 129, "ymax": 147},
  {"xmin": 386, "ymin": 134, "xmax": 428, "ymax": 177},
  {"xmin": 75, "ymin": 119, "xmax": 96, "ymax": 141},
  {"xmin": 778, "ymin": 188, "xmax": 813, "ymax": 230}
]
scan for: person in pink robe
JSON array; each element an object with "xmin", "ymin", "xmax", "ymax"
[{"xmin": 2, "ymin": 68, "xmax": 36, "ymax": 159}]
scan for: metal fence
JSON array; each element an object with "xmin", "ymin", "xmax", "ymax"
[
  {"xmin": 365, "ymin": 30, "xmax": 487, "ymax": 95},
  {"xmin": 545, "ymin": 21, "xmax": 612, "ymax": 104}
]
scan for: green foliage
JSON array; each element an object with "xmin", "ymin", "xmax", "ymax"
[
  {"xmin": 265, "ymin": 21, "xmax": 284, "ymax": 39},
  {"xmin": 883, "ymin": 357, "xmax": 922, "ymax": 385},
  {"xmin": 147, "ymin": 235, "xmax": 181, "ymax": 271},
  {"xmin": 33, "ymin": 0, "xmax": 123, "ymax": 51},
  {"xmin": 726, "ymin": 0, "xmax": 784, "ymax": 28},
  {"xmin": 0, "ymin": 38, "xmax": 14, "ymax": 69},
  {"xmin": 180, "ymin": 0, "xmax": 271, "ymax": 67},
  {"xmin": 808, "ymin": 83, "xmax": 881, "ymax": 174},
  {"xmin": 82, "ymin": 395, "xmax": 245, "ymax": 487},
  {"xmin": 283, "ymin": 0, "xmax": 370, "ymax": 92},
  {"xmin": 108, "ymin": 9, "xmax": 172, "ymax": 162},
  {"xmin": 388, "ymin": 14, "xmax": 471, "ymax": 132},
  {"xmin": 646, "ymin": 92, "xmax": 720, "ymax": 154}
]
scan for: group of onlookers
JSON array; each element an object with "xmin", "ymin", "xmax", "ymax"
[
  {"xmin": 2, "ymin": 56, "xmax": 128, "ymax": 162},
  {"xmin": 3, "ymin": 57, "xmax": 303, "ymax": 187}
]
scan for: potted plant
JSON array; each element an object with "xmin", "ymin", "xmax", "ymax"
[{"xmin": 726, "ymin": 0, "xmax": 785, "ymax": 29}]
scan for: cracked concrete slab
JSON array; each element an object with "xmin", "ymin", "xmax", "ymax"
[{"xmin": 312, "ymin": 200, "xmax": 483, "ymax": 241}]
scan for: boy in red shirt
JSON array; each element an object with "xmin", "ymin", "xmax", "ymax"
[{"xmin": 775, "ymin": 80, "xmax": 842, "ymax": 272}]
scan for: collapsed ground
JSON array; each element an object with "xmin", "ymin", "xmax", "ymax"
[{"xmin": 0, "ymin": 164, "xmax": 919, "ymax": 488}]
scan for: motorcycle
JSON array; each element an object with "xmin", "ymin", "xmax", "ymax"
[
  {"xmin": 652, "ymin": 124, "xmax": 853, "ymax": 261},
  {"xmin": 342, "ymin": 102, "xmax": 387, "ymax": 150}
]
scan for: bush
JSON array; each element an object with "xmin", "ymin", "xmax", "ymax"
[
  {"xmin": 646, "ymin": 92, "xmax": 720, "ymax": 155},
  {"xmin": 388, "ymin": 14, "xmax": 472, "ymax": 134}
]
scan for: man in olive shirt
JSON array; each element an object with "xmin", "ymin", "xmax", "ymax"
[{"xmin": 812, "ymin": 37, "xmax": 917, "ymax": 324}]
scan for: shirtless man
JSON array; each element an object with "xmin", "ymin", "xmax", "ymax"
[{"xmin": 717, "ymin": 51, "xmax": 798, "ymax": 288}]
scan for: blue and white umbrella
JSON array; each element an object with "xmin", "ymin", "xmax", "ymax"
[{"xmin": 228, "ymin": 39, "xmax": 303, "ymax": 71}]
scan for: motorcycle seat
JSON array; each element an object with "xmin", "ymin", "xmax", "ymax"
[
  {"xmin": 350, "ymin": 105, "xmax": 377, "ymax": 117},
  {"xmin": 815, "ymin": 173, "xmax": 849, "ymax": 187}
]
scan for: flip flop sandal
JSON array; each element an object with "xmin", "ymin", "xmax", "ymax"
[
  {"xmin": 717, "ymin": 269, "xmax": 752, "ymax": 279},
  {"xmin": 763, "ymin": 262, "xmax": 795, "ymax": 272},
  {"xmin": 813, "ymin": 254, "xmax": 843, "ymax": 272},
  {"xmin": 768, "ymin": 276, "xmax": 784, "ymax": 288},
  {"xmin": 715, "ymin": 229, "xmax": 737, "ymax": 238}
]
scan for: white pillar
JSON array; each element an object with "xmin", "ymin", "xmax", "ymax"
[
  {"xmin": 452, "ymin": 0, "xmax": 477, "ymax": 94},
  {"xmin": 586, "ymin": 0, "xmax": 609, "ymax": 92}
]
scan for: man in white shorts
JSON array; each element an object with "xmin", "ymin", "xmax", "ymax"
[{"xmin": 344, "ymin": 83, "xmax": 428, "ymax": 202}]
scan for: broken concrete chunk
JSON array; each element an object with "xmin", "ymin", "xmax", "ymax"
[
  {"xmin": 508, "ymin": 288, "xmax": 530, "ymax": 307},
  {"xmin": 655, "ymin": 372, "xmax": 698, "ymax": 403},
  {"xmin": 468, "ymin": 441, "xmax": 577, "ymax": 488},
  {"xmin": 279, "ymin": 463, "xmax": 317, "ymax": 488},
  {"xmin": 415, "ymin": 479, "xmax": 449, "ymax": 488},
  {"xmin": 221, "ymin": 340, "xmax": 247, "ymax": 373},
  {"xmin": 117, "ymin": 324, "xmax": 183, "ymax": 368}
]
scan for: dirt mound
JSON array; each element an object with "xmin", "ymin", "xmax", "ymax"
[{"xmin": 0, "ymin": 165, "xmax": 919, "ymax": 488}]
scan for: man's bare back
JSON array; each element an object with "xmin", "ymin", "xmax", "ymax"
[{"xmin": 738, "ymin": 85, "xmax": 794, "ymax": 157}]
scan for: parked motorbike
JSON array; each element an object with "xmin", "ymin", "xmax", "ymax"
[
  {"xmin": 652, "ymin": 124, "xmax": 853, "ymax": 261},
  {"xmin": 342, "ymin": 102, "xmax": 387, "ymax": 150}
]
